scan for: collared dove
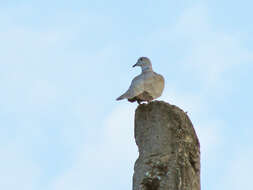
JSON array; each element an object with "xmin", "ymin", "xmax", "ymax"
[{"xmin": 116, "ymin": 57, "xmax": 165, "ymax": 104}]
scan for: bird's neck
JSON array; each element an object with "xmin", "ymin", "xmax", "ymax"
[{"xmin": 141, "ymin": 66, "xmax": 153, "ymax": 73}]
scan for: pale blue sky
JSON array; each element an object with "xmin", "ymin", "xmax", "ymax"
[{"xmin": 1, "ymin": 1, "xmax": 253, "ymax": 190}]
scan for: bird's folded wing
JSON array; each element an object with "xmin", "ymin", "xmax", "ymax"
[
  {"xmin": 153, "ymin": 74, "xmax": 165, "ymax": 96},
  {"xmin": 126, "ymin": 75, "xmax": 145, "ymax": 99},
  {"xmin": 143, "ymin": 73, "xmax": 165, "ymax": 98}
]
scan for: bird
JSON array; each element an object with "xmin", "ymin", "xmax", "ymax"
[{"xmin": 116, "ymin": 57, "xmax": 165, "ymax": 104}]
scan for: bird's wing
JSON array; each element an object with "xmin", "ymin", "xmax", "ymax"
[
  {"xmin": 116, "ymin": 74, "xmax": 144, "ymax": 100},
  {"xmin": 128, "ymin": 74, "xmax": 145, "ymax": 98},
  {"xmin": 144, "ymin": 72, "xmax": 165, "ymax": 98},
  {"xmin": 154, "ymin": 73, "xmax": 165, "ymax": 96}
]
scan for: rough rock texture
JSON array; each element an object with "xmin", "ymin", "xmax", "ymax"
[{"xmin": 133, "ymin": 101, "xmax": 200, "ymax": 190}]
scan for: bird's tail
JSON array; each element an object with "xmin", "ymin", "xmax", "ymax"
[{"xmin": 116, "ymin": 93, "xmax": 126, "ymax": 101}]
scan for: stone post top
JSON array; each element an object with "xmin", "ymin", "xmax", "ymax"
[{"xmin": 133, "ymin": 100, "xmax": 200, "ymax": 190}]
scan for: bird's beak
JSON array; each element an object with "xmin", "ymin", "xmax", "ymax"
[{"xmin": 132, "ymin": 62, "xmax": 139, "ymax": 67}]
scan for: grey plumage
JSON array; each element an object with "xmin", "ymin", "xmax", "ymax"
[{"xmin": 116, "ymin": 57, "xmax": 165, "ymax": 104}]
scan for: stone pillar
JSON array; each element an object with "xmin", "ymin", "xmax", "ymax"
[{"xmin": 133, "ymin": 101, "xmax": 200, "ymax": 190}]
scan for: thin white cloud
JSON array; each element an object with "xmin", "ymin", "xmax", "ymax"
[
  {"xmin": 49, "ymin": 103, "xmax": 138, "ymax": 190},
  {"xmin": 176, "ymin": 5, "xmax": 253, "ymax": 85},
  {"xmin": 142, "ymin": 4, "xmax": 253, "ymax": 87},
  {"xmin": 1, "ymin": 2, "xmax": 252, "ymax": 190},
  {"xmin": 48, "ymin": 4, "xmax": 248, "ymax": 190},
  {"xmin": 0, "ymin": 143, "xmax": 41, "ymax": 190},
  {"xmin": 221, "ymin": 148, "xmax": 253, "ymax": 190}
]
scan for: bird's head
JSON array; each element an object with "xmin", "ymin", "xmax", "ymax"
[{"xmin": 133, "ymin": 57, "xmax": 152, "ymax": 72}]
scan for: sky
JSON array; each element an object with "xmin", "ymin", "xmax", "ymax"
[{"xmin": 1, "ymin": 0, "xmax": 253, "ymax": 189}]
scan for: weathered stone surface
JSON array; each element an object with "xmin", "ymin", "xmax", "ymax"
[{"xmin": 133, "ymin": 101, "xmax": 200, "ymax": 190}]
